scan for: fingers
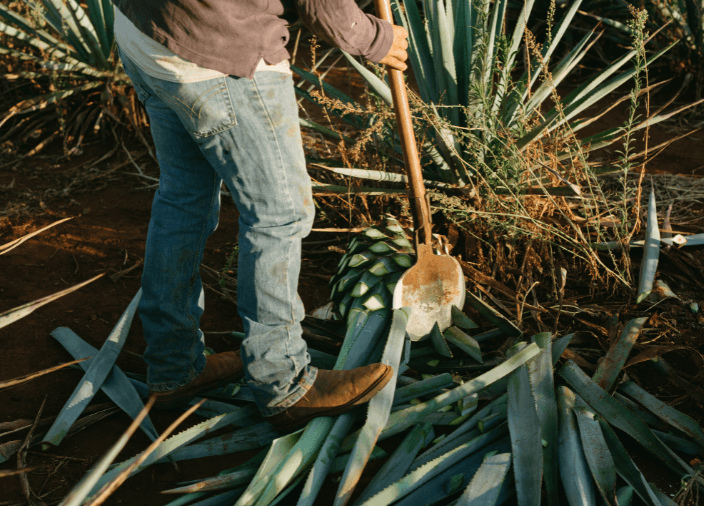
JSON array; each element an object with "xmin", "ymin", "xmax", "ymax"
[
  {"xmin": 377, "ymin": 25, "xmax": 409, "ymax": 71},
  {"xmin": 390, "ymin": 47, "xmax": 408, "ymax": 64},
  {"xmin": 379, "ymin": 55, "xmax": 407, "ymax": 71},
  {"xmin": 393, "ymin": 25, "xmax": 409, "ymax": 46}
]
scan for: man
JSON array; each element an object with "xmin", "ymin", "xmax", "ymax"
[{"xmin": 112, "ymin": 0, "xmax": 409, "ymax": 431}]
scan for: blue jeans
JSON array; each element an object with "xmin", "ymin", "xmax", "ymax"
[{"xmin": 118, "ymin": 49, "xmax": 317, "ymax": 416}]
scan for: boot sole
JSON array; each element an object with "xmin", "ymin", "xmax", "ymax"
[{"xmin": 270, "ymin": 365, "xmax": 394, "ymax": 432}]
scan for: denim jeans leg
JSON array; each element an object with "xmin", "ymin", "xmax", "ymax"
[
  {"xmin": 120, "ymin": 73, "xmax": 221, "ymax": 391},
  {"xmin": 119, "ymin": 49, "xmax": 316, "ymax": 412},
  {"xmin": 193, "ymin": 71, "xmax": 317, "ymax": 416}
]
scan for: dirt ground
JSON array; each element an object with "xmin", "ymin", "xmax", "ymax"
[{"xmin": 2, "ymin": 81, "xmax": 704, "ymax": 504}]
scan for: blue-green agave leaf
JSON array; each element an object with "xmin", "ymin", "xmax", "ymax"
[
  {"xmin": 43, "ymin": 291, "xmax": 142, "ymax": 447},
  {"xmin": 557, "ymin": 386, "xmax": 596, "ymax": 506}
]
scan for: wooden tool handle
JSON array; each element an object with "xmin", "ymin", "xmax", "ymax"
[{"xmin": 374, "ymin": 0, "xmax": 432, "ymax": 246}]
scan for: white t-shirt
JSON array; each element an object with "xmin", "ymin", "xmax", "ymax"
[{"xmin": 114, "ymin": 6, "xmax": 291, "ymax": 83}]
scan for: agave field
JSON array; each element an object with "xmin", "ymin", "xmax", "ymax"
[{"xmin": 2, "ymin": 0, "xmax": 704, "ymax": 505}]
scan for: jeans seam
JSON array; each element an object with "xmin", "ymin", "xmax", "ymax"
[
  {"xmin": 251, "ymin": 76, "xmax": 298, "ymax": 329},
  {"xmin": 184, "ymin": 171, "xmax": 221, "ymax": 370}
]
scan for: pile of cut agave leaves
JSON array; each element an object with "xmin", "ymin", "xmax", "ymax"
[{"xmin": 3, "ymin": 199, "xmax": 704, "ymax": 506}]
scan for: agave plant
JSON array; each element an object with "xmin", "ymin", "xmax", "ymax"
[
  {"xmin": 294, "ymin": 0, "xmax": 685, "ymax": 188},
  {"xmin": 0, "ymin": 1, "xmax": 134, "ymax": 155},
  {"xmin": 328, "ymin": 216, "xmax": 414, "ymax": 323}
]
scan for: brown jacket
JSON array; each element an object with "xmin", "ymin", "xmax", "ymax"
[{"xmin": 113, "ymin": 0, "xmax": 393, "ymax": 79}]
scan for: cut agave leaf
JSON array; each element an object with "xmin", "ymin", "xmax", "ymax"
[
  {"xmin": 165, "ymin": 422, "xmax": 279, "ymax": 462},
  {"xmin": 380, "ymin": 422, "xmax": 509, "ymax": 503},
  {"xmin": 653, "ymin": 429, "xmax": 704, "ymax": 456},
  {"xmin": 391, "ymin": 253, "xmax": 413, "ymax": 268},
  {"xmin": 50, "ymin": 402, "xmax": 149, "ymax": 506},
  {"xmin": 650, "ymin": 485, "xmax": 677, "ymax": 506},
  {"xmin": 336, "ymin": 268, "xmax": 364, "ymax": 293},
  {"xmin": 459, "ymin": 394, "xmax": 479, "ymax": 417},
  {"xmin": 465, "ymin": 292, "xmax": 521, "ymax": 337},
  {"xmin": 346, "ymin": 296, "xmax": 368, "ymax": 326},
  {"xmin": 528, "ymin": 333, "xmax": 559, "ymax": 506},
  {"xmin": 334, "ymin": 307, "xmax": 410, "ymax": 506},
  {"xmin": 363, "ymin": 227, "xmax": 389, "ymax": 240},
  {"xmin": 338, "ymin": 292, "xmax": 353, "ymax": 319},
  {"xmin": 0, "ymin": 216, "xmax": 72, "ymax": 255},
  {"xmin": 297, "ymin": 412, "xmax": 358, "ymax": 506},
  {"xmin": 344, "ymin": 344, "xmax": 540, "ymax": 447},
  {"xmin": 444, "ymin": 326, "xmax": 482, "ymax": 363},
  {"xmin": 473, "ymin": 328, "xmax": 505, "ymax": 343},
  {"xmin": 0, "ymin": 273, "xmax": 104, "ymax": 330},
  {"xmin": 162, "ymin": 466, "xmax": 257, "ymax": 494},
  {"xmin": 348, "ymin": 250, "xmax": 377, "ymax": 269},
  {"xmin": 618, "ymin": 381, "xmax": 704, "ymax": 448},
  {"xmin": 637, "ymin": 188, "xmax": 660, "ymax": 303},
  {"xmin": 451, "ymin": 305, "xmax": 479, "ymax": 330},
  {"xmin": 430, "ymin": 322, "xmax": 453, "ymax": 358},
  {"xmin": 43, "ymin": 290, "xmax": 141, "ymax": 447},
  {"xmin": 364, "ymin": 435, "xmax": 511, "ymax": 506},
  {"xmin": 551, "ymin": 333, "xmax": 574, "ymax": 365},
  {"xmin": 506, "ymin": 343, "xmax": 542, "ymax": 506},
  {"xmin": 557, "ymin": 386, "xmax": 596, "ymax": 506},
  {"xmin": 233, "ymin": 430, "xmax": 303, "ymax": 506},
  {"xmin": 558, "ymin": 360, "xmax": 693, "ymax": 478},
  {"xmin": 615, "ymin": 486, "xmax": 635, "ymax": 506},
  {"xmin": 391, "ymin": 237, "xmax": 414, "ymax": 252},
  {"xmin": 417, "ymin": 395, "xmax": 508, "ymax": 464},
  {"xmin": 598, "ymin": 419, "xmax": 661, "ymax": 506},
  {"xmin": 328, "ymin": 446, "xmax": 388, "ymax": 474},
  {"xmin": 51, "ymin": 326, "xmax": 158, "ymax": 443},
  {"xmin": 187, "ymin": 488, "xmax": 245, "ymax": 506},
  {"xmin": 369, "ymin": 241, "xmax": 399, "ymax": 254},
  {"xmin": 384, "ymin": 272, "xmax": 403, "ymax": 294},
  {"xmin": 573, "ymin": 398, "xmax": 618, "ymax": 506},
  {"xmin": 399, "ymin": 443, "xmax": 515, "ymax": 506},
  {"xmin": 455, "ymin": 452, "xmax": 512, "ymax": 506},
  {"xmin": 416, "ymin": 425, "xmax": 502, "ymax": 471},
  {"xmin": 592, "ymin": 318, "xmax": 647, "ymax": 391},
  {"xmin": 612, "ymin": 392, "xmax": 670, "ymax": 432},
  {"xmin": 347, "ymin": 238, "xmax": 367, "ymax": 255},
  {"xmin": 477, "ymin": 410, "xmax": 506, "ymax": 433},
  {"xmin": 350, "ymin": 271, "xmax": 382, "ymax": 298},
  {"xmin": 367, "ymin": 257, "xmax": 399, "ymax": 277},
  {"xmin": 88, "ymin": 405, "xmax": 261, "ymax": 498},
  {"xmin": 353, "ymin": 422, "xmax": 434, "ymax": 506},
  {"xmin": 362, "ymin": 284, "xmax": 392, "ymax": 312},
  {"xmin": 392, "ymin": 373, "xmax": 454, "ymax": 406},
  {"xmin": 298, "ymin": 312, "xmax": 394, "ymax": 506}
]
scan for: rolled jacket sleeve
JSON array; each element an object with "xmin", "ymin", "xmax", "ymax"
[{"xmin": 295, "ymin": 0, "xmax": 394, "ymax": 63}]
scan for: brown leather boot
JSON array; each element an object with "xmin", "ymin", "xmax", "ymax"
[
  {"xmin": 266, "ymin": 363, "xmax": 393, "ymax": 432},
  {"xmin": 151, "ymin": 351, "xmax": 244, "ymax": 409}
]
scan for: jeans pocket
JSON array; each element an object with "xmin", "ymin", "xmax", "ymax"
[{"xmin": 156, "ymin": 78, "xmax": 237, "ymax": 138}]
